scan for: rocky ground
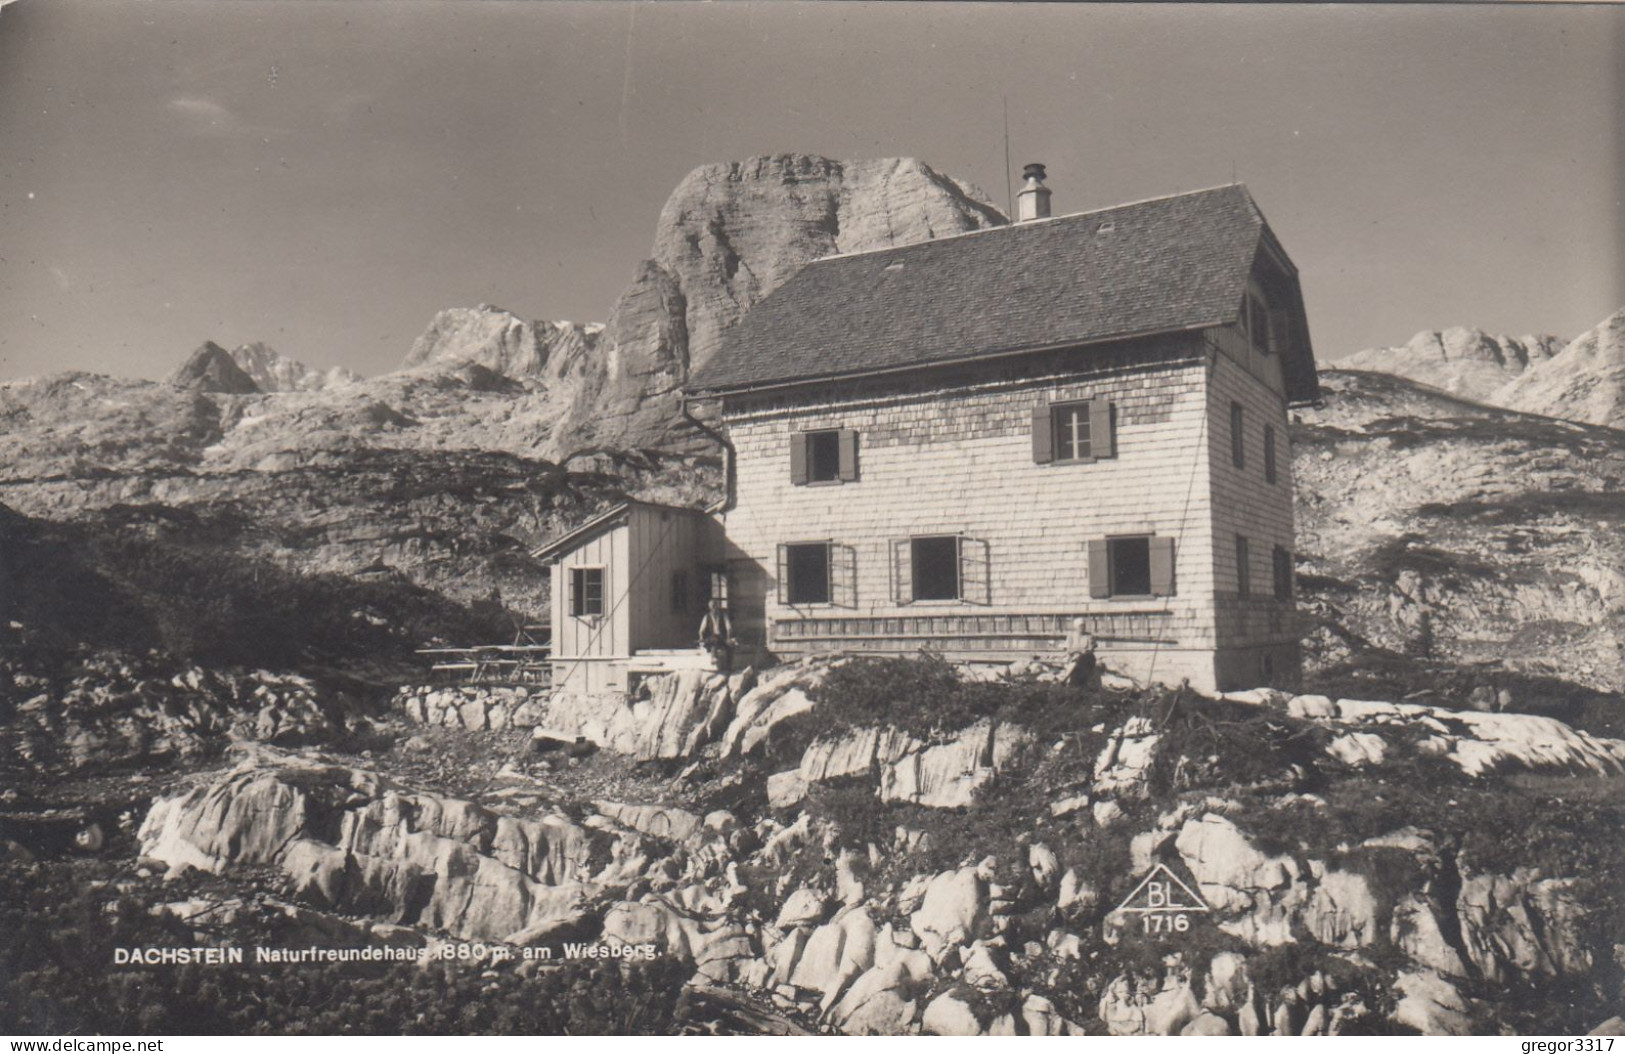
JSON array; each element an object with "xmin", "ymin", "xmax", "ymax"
[
  {"xmin": 6, "ymin": 654, "xmax": 1625, "ymax": 1035},
  {"xmin": 1292, "ymin": 370, "xmax": 1625, "ymax": 701}
]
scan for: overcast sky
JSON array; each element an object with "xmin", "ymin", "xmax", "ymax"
[{"xmin": 1, "ymin": 1, "xmax": 1620, "ymax": 382}]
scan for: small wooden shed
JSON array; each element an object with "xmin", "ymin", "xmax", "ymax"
[{"xmin": 532, "ymin": 500, "xmax": 721, "ymax": 693}]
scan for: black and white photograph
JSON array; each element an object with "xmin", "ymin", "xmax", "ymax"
[{"xmin": 2, "ymin": 0, "xmax": 1623, "ymax": 1040}]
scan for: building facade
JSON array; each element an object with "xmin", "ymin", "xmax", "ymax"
[{"xmin": 538, "ymin": 177, "xmax": 1320, "ymax": 693}]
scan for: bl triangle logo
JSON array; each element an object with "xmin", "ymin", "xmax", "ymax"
[{"xmin": 1115, "ymin": 863, "xmax": 1211, "ymax": 913}]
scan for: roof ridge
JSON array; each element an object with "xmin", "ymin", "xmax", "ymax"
[{"xmin": 813, "ymin": 182, "xmax": 1253, "ymax": 264}]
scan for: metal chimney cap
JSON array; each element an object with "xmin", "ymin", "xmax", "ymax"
[{"xmin": 1022, "ymin": 163, "xmax": 1048, "ymax": 183}]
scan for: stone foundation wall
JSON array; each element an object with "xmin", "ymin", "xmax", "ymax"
[{"xmin": 392, "ymin": 684, "xmax": 547, "ymax": 731}]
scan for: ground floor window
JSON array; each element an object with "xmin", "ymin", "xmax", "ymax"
[
  {"xmin": 1088, "ymin": 536, "xmax": 1175, "ymax": 597},
  {"xmin": 911, "ymin": 535, "xmax": 961, "ymax": 601},
  {"xmin": 782, "ymin": 542, "xmax": 831, "ymax": 605},
  {"xmin": 1109, "ymin": 537, "xmax": 1152, "ymax": 596},
  {"xmin": 569, "ymin": 566, "xmax": 604, "ymax": 617},
  {"xmin": 1236, "ymin": 535, "xmax": 1251, "ymax": 597}
]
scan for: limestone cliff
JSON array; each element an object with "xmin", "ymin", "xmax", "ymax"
[
  {"xmin": 401, "ymin": 304, "xmax": 601, "ymax": 386},
  {"xmin": 548, "ymin": 155, "xmax": 1006, "ymax": 454}
]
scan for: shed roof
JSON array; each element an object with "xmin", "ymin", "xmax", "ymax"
[
  {"xmin": 530, "ymin": 500, "xmax": 708, "ymax": 563},
  {"xmin": 688, "ymin": 183, "xmax": 1315, "ymax": 400}
]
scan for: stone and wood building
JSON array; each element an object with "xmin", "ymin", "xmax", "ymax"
[{"xmin": 536, "ymin": 170, "xmax": 1320, "ymax": 693}]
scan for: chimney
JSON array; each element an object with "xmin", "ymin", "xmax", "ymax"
[{"xmin": 1015, "ymin": 162, "xmax": 1052, "ymax": 222}]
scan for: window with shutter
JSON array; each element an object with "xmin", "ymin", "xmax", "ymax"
[
  {"xmin": 1087, "ymin": 539, "xmax": 1110, "ymax": 598},
  {"xmin": 830, "ymin": 544, "xmax": 858, "ymax": 608},
  {"xmin": 837, "ymin": 429, "xmax": 859, "ymax": 482},
  {"xmin": 892, "ymin": 539, "xmax": 914, "ymax": 604},
  {"xmin": 1040, "ymin": 399, "xmax": 1115, "ymax": 464},
  {"xmin": 1031, "ymin": 406, "xmax": 1054, "ymax": 464},
  {"xmin": 1149, "ymin": 537, "xmax": 1176, "ymax": 596},
  {"xmin": 1264, "ymin": 424, "xmax": 1277, "ymax": 484},
  {"xmin": 789, "ymin": 434, "xmax": 809, "ymax": 486},
  {"xmin": 1107, "ymin": 537, "xmax": 1152, "ymax": 596},
  {"xmin": 911, "ymin": 536, "xmax": 961, "ymax": 601},
  {"xmin": 782, "ymin": 542, "xmax": 832, "ymax": 605},
  {"xmin": 959, "ymin": 538, "xmax": 991, "ymax": 605}
]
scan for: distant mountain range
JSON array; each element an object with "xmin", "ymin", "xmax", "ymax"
[
  {"xmin": 1329, "ymin": 308, "xmax": 1625, "ymax": 431},
  {"xmin": 166, "ymin": 340, "xmax": 361, "ymax": 395}
]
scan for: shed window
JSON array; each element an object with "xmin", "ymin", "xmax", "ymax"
[
  {"xmin": 1273, "ymin": 546, "xmax": 1294, "ymax": 600},
  {"xmin": 569, "ymin": 567, "xmax": 604, "ymax": 617},
  {"xmin": 1264, "ymin": 424, "xmax": 1278, "ymax": 484},
  {"xmin": 1088, "ymin": 536, "xmax": 1175, "ymax": 598},
  {"xmin": 791, "ymin": 429, "xmax": 859, "ymax": 485},
  {"xmin": 1033, "ymin": 396, "xmax": 1115, "ymax": 464},
  {"xmin": 781, "ymin": 542, "xmax": 831, "ymax": 606},
  {"xmin": 1230, "ymin": 403, "xmax": 1246, "ymax": 469},
  {"xmin": 1236, "ymin": 535, "xmax": 1251, "ymax": 597}
]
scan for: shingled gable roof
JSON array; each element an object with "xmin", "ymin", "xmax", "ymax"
[{"xmin": 688, "ymin": 183, "xmax": 1316, "ymax": 400}]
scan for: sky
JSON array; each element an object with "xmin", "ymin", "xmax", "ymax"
[{"xmin": 1, "ymin": 1, "xmax": 1621, "ymax": 383}]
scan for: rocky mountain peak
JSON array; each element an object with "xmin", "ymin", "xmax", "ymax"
[
  {"xmin": 165, "ymin": 341, "xmax": 261, "ymax": 395},
  {"xmin": 546, "ymin": 154, "xmax": 1008, "ymax": 455},
  {"xmin": 1495, "ymin": 307, "xmax": 1625, "ymax": 429},
  {"xmin": 401, "ymin": 304, "xmax": 600, "ymax": 382}
]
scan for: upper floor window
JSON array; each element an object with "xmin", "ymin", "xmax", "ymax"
[
  {"xmin": 569, "ymin": 567, "xmax": 604, "ymax": 617},
  {"xmin": 1230, "ymin": 403, "xmax": 1246, "ymax": 469},
  {"xmin": 1264, "ymin": 424, "xmax": 1278, "ymax": 484},
  {"xmin": 791, "ymin": 429, "xmax": 858, "ymax": 485},
  {"xmin": 1033, "ymin": 396, "xmax": 1115, "ymax": 464}
]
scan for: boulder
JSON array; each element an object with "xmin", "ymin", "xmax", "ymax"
[{"xmin": 909, "ymin": 866, "xmax": 991, "ymax": 962}]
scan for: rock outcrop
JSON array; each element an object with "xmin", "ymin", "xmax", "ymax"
[{"xmin": 545, "ymin": 155, "xmax": 1006, "ymax": 454}]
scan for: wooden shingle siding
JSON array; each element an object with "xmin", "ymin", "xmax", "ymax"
[
  {"xmin": 720, "ymin": 335, "xmax": 1221, "ymax": 658},
  {"xmin": 1203, "ymin": 334, "xmax": 1298, "ymax": 652}
]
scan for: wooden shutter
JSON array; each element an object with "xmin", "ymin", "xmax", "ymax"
[
  {"xmin": 837, "ymin": 429, "xmax": 859, "ymax": 482},
  {"xmin": 790, "ymin": 433, "xmax": 809, "ymax": 485},
  {"xmin": 1149, "ymin": 537, "xmax": 1176, "ymax": 597},
  {"xmin": 831, "ymin": 544, "xmax": 858, "ymax": 608},
  {"xmin": 892, "ymin": 539, "xmax": 913, "ymax": 605},
  {"xmin": 1031, "ymin": 405, "xmax": 1054, "ymax": 464},
  {"xmin": 567, "ymin": 567, "xmax": 578, "ymax": 616},
  {"xmin": 1088, "ymin": 539, "xmax": 1111, "ymax": 599},
  {"xmin": 1090, "ymin": 396, "xmax": 1115, "ymax": 458},
  {"xmin": 959, "ymin": 537, "xmax": 991, "ymax": 605},
  {"xmin": 775, "ymin": 544, "xmax": 788, "ymax": 604}
]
